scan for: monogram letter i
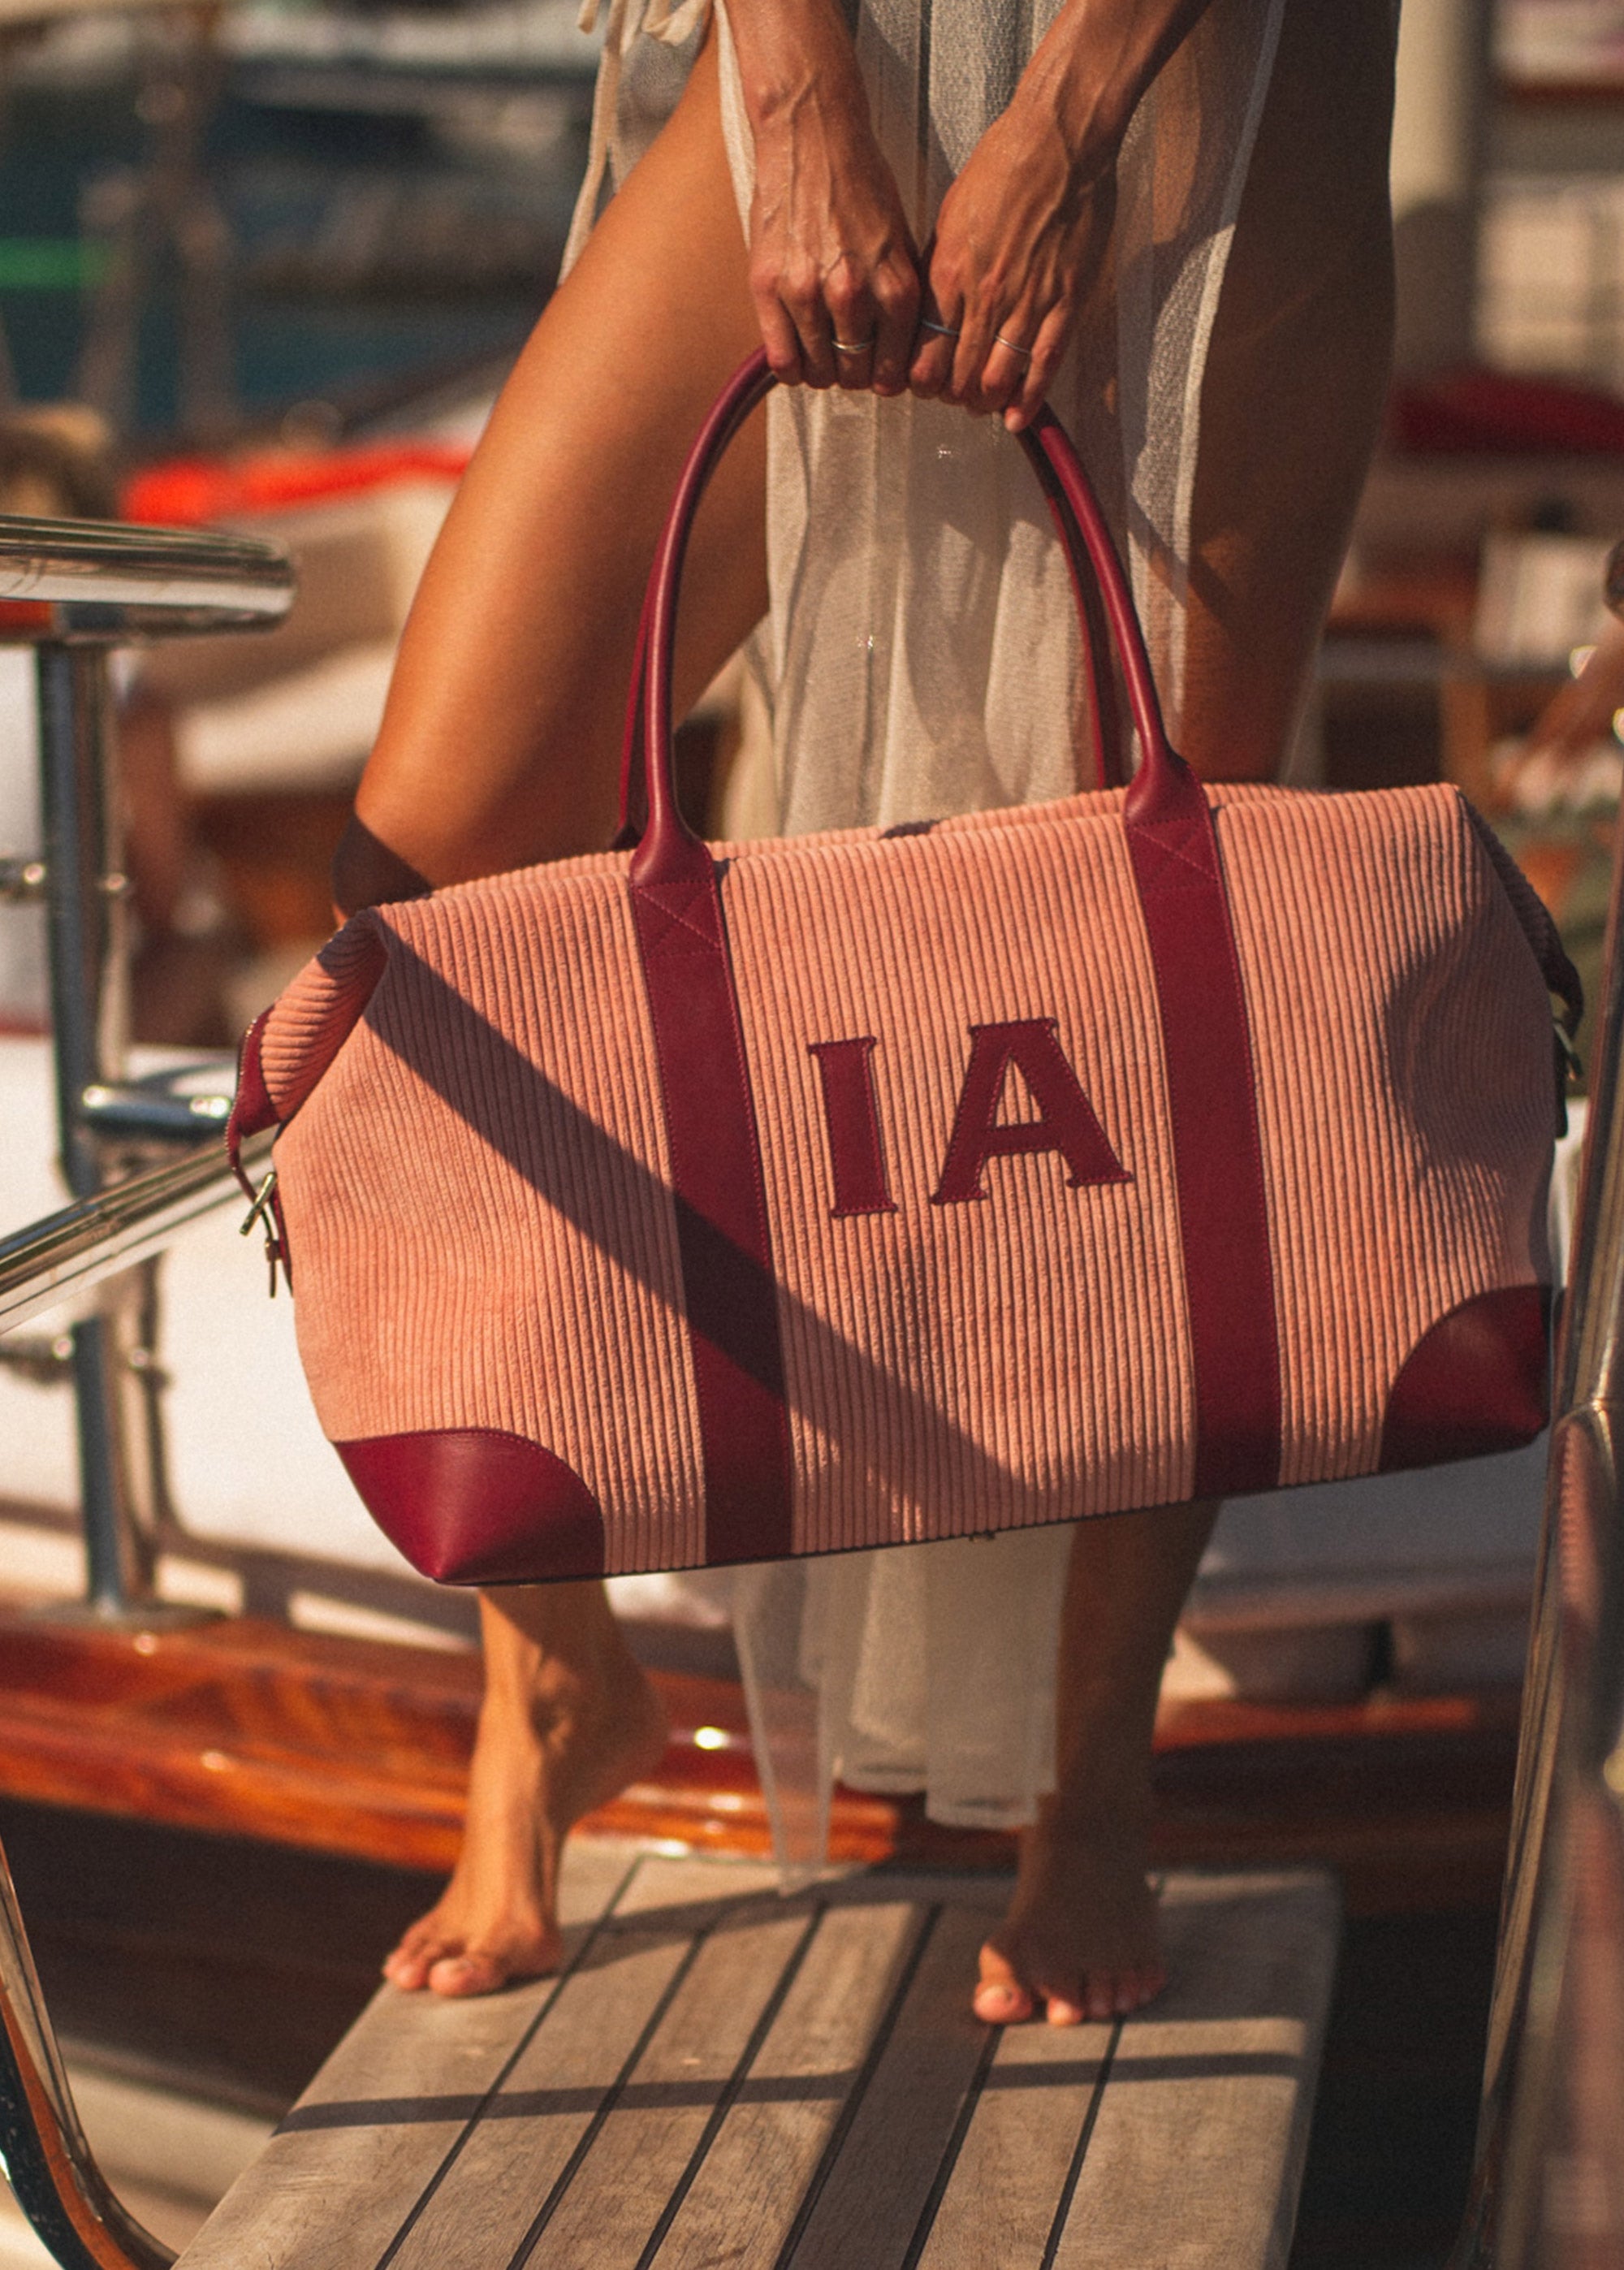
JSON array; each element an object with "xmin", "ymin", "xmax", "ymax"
[{"xmin": 808, "ymin": 1038, "xmax": 897, "ymax": 1217}]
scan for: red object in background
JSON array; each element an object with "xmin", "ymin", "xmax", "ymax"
[
  {"xmin": 1389, "ymin": 367, "xmax": 1624, "ymax": 456},
  {"xmin": 122, "ymin": 439, "xmax": 473, "ymax": 526}
]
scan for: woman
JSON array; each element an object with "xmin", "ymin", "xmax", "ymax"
[{"xmin": 339, "ymin": 0, "xmax": 1398, "ymax": 2024}]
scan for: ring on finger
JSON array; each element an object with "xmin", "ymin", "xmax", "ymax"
[
  {"xmin": 918, "ymin": 317, "xmax": 960, "ymax": 339},
  {"xmin": 994, "ymin": 333, "xmax": 1034, "ymax": 362},
  {"xmin": 832, "ymin": 333, "xmax": 877, "ymax": 355}
]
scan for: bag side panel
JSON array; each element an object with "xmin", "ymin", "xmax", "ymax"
[
  {"xmin": 1216, "ymin": 780, "xmax": 1557, "ymax": 1484},
  {"xmin": 257, "ymin": 916, "xmax": 390, "ymax": 1122},
  {"xmin": 274, "ymin": 867, "xmax": 708, "ymax": 1574}
]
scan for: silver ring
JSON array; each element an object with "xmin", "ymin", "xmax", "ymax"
[
  {"xmin": 919, "ymin": 318, "xmax": 960, "ymax": 339},
  {"xmin": 832, "ymin": 334, "xmax": 877, "ymax": 355},
  {"xmin": 995, "ymin": 333, "xmax": 1034, "ymax": 361}
]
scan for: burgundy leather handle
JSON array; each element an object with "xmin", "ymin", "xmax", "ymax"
[{"xmin": 622, "ymin": 348, "xmax": 1192, "ymax": 877}]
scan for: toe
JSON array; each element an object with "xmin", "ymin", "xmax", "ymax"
[
  {"xmin": 426, "ymin": 1951, "xmax": 510, "ymax": 1998},
  {"xmin": 1083, "ymin": 1974, "xmax": 1118, "ymax": 2024},
  {"xmin": 974, "ymin": 1978, "xmax": 1034, "ymax": 2023},
  {"xmin": 1043, "ymin": 1993, "xmax": 1087, "ymax": 2028},
  {"xmin": 975, "ymin": 1942, "xmax": 1035, "ymax": 2025},
  {"xmin": 384, "ymin": 1931, "xmax": 458, "ymax": 1991}
]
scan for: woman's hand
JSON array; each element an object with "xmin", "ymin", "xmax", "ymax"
[
  {"xmin": 910, "ymin": 0, "xmax": 1208, "ymax": 430},
  {"xmin": 729, "ymin": 0, "xmax": 920, "ymax": 396},
  {"xmin": 909, "ymin": 95, "xmax": 1112, "ymax": 433}
]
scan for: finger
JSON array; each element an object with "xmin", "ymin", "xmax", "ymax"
[
  {"xmin": 909, "ymin": 315, "xmax": 960, "ymax": 396},
  {"xmin": 1004, "ymin": 302, "xmax": 1073, "ymax": 433},
  {"xmin": 947, "ymin": 307, "xmax": 998, "ymax": 407},
  {"xmin": 827, "ymin": 270, "xmax": 880, "ymax": 393},
  {"xmin": 871, "ymin": 260, "xmax": 921, "ymax": 395},
  {"xmin": 792, "ymin": 301, "xmax": 839, "ymax": 389},
  {"xmin": 909, "ymin": 264, "xmax": 962, "ymax": 397},
  {"xmin": 752, "ymin": 281, "xmax": 806, "ymax": 386},
  {"xmin": 778, "ymin": 262, "xmax": 838, "ymax": 387},
  {"xmin": 975, "ymin": 330, "xmax": 1034, "ymax": 418}
]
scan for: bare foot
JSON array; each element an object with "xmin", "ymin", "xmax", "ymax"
[
  {"xmin": 383, "ymin": 1590, "xmax": 667, "ymax": 1998},
  {"xmin": 974, "ymin": 1798, "xmax": 1166, "ymax": 2027}
]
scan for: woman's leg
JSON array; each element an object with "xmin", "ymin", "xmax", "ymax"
[
  {"xmin": 386, "ymin": 1589, "xmax": 667, "ymax": 1994},
  {"xmin": 335, "ymin": 31, "xmax": 765, "ymax": 907},
  {"xmin": 978, "ymin": 0, "xmax": 1398, "ymax": 2025},
  {"xmin": 370, "ymin": 32, "xmax": 767, "ymax": 1998}
]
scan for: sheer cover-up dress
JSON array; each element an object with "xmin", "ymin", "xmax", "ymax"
[{"xmin": 564, "ymin": 0, "xmax": 1285, "ymax": 1862}]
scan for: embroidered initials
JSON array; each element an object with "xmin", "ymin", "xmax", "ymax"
[
  {"xmin": 931, "ymin": 1019, "xmax": 1129, "ymax": 1205},
  {"xmin": 808, "ymin": 1037, "xmax": 897, "ymax": 1217},
  {"xmin": 809, "ymin": 1019, "xmax": 1128, "ymax": 1215}
]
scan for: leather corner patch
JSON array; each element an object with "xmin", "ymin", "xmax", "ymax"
[
  {"xmin": 335, "ymin": 1429, "xmax": 607, "ymax": 1585},
  {"xmin": 1378, "ymin": 1285, "xmax": 1551, "ymax": 1472}
]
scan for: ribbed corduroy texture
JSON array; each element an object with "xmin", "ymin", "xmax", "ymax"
[{"xmin": 263, "ymin": 777, "xmax": 1557, "ymax": 1572}]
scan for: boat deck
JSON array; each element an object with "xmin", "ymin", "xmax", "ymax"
[{"xmin": 175, "ymin": 1848, "xmax": 1339, "ymax": 2270}]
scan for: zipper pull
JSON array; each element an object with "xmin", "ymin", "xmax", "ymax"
[{"xmin": 240, "ymin": 1170, "xmax": 285, "ymax": 1298}]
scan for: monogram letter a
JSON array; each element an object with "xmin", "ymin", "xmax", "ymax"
[{"xmin": 931, "ymin": 1019, "xmax": 1129, "ymax": 1205}]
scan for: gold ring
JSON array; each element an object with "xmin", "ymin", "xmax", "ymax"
[{"xmin": 833, "ymin": 335, "xmax": 877, "ymax": 354}]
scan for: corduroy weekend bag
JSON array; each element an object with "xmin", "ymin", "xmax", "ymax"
[{"xmin": 229, "ymin": 352, "xmax": 1579, "ymax": 1585}]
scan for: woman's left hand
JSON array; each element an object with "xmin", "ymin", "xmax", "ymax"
[
  {"xmin": 909, "ymin": 86, "xmax": 1112, "ymax": 433},
  {"xmin": 909, "ymin": 0, "xmax": 1211, "ymax": 430}
]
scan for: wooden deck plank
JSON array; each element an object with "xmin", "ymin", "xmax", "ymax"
[
  {"xmin": 522, "ymin": 1900, "xmax": 816, "ymax": 2268},
  {"xmin": 914, "ymin": 2011, "xmax": 1116, "ymax": 2269},
  {"xmin": 649, "ymin": 1896, "xmax": 929, "ymax": 2269},
  {"xmin": 1052, "ymin": 1872, "xmax": 1341, "ymax": 2270},
  {"xmin": 174, "ymin": 1841, "xmax": 636, "ymax": 2270},
  {"xmin": 784, "ymin": 1900, "xmax": 997, "ymax": 2270},
  {"xmin": 384, "ymin": 1924, "xmax": 697, "ymax": 2270}
]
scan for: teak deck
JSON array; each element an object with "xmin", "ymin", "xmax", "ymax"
[{"xmin": 176, "ymin": 1851, "xmax": 1341, "ymax": 2270}]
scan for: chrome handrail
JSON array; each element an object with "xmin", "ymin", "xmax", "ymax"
[
  {"xmin": 0, "ymin": 514, "xmax": 294, "ymax": 1628},
  {"xmin": 0, "ymin": 516, "xmax": 296, "ymax": 2268},
  {"xmin": 1449, "ymin": 589, "xmax": 1624, "ymax": 2268},
  {"xmin": 0, "ymin": 1844, "xmax": 172, "ymax": 2270},
  {"xmin": 0, "ymin": 1129, "xmax": 273, "ymax": 1337},
  {"xmin": 0, "ymin": 515, "xmax": 294, "ymax": 642}
]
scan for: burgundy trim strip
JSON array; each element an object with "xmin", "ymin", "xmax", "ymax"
[
  {"xmin": 931, "ymin": 1018, "xmax": 1129, "ymax": 1206},
  {"xmin": 810, "ymin": 1037, "xmax": 897, "ymax": 1217},
  {"xmin": 629, "ymin": 832, "xmax": 794, "ymax": 1566},
  {"xmin": 1122, "ymin": 770, "xmax": 1284, "ymax": 1498},
  {"xmin": 337, "ymin": 1429, "xmax": 606, "ymax": 1584}
]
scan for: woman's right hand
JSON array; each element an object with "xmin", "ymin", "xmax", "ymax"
[{"xmin": 729, "ymin": 0, "xmax": 919, "ymax": 396}]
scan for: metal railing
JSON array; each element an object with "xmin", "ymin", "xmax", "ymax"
[
  {"xmin": 0, "ymin": 514, "xmax": 292, "ymax": 2267},
  {"xmin": 1447, "ymin": 563, "xmax": 1624, "ymax": 2264},
  {"xmin": 0, "ymin": 513, "xmax": 292, "ymax": 1620}
]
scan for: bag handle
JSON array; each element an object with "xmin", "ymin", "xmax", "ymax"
[{"xmin": 618, "ymin": 349, "xmax": 1191, "ymax": 871}]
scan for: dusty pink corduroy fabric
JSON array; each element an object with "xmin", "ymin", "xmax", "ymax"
[{"xmin": 250, "ymin": 773, "xmax": 1560, "ymax": 1576}]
